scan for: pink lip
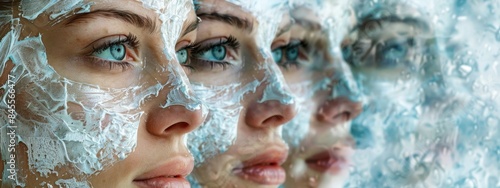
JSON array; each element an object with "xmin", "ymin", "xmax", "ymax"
[
  {"xmin": 305, "ymin": 148, "xmax": 350, "ymax": 175},
  {"xmin": 133, "ymin": 156, "xmax": 193, "ymax": 188},
  {"xmin": 233, "ymin": 148, "xmax": 288, "ymax": 185}
]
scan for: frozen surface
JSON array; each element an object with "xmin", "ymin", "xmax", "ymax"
[{"xmin": 345, "ymin": 0, "xmax": 500, "ymax": 187}]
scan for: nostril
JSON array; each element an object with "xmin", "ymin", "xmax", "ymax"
[
  {"xmin": 317, "ymin": 97, "xmax": 363, "ymax": 125},
  {"xmin": 333, "ymin": 112, "xmax": 351, "ymax": 122},
  {"xmin": 164, "ymin": 122, "xmax": 190, "ymax": 133},
  {"xmin": 245, "ymin": 100, "xmax": 296, "ymax": 128},
  {"xmin": 262, "ymin": 116, "xmax": 284, "ymax": 126}
]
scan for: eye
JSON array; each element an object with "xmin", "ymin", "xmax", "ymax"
[
  {"xmin": 187, "ymin": 36, "xmax": 240, "ymax": 72},
  {"xmin": 176, "ymin": 48, "xmax": 189, "ymax": 64},
  {"xmin": 88, "ymin": 34, "xmax": 139, "ymax": 72},
  {"xmin": 272, "ymin": 48, "xmax": 283, "ymax": 63},
  {"xmin": 285, "ymin": 45, "xmax": 299, "ymax": 61},
  {"xmin": 342, "ymin": 46, "xmax": 352, "ymax": 62},
  {"xmin": 199, "ymin": 45, "xmax": 226, "ymax": 61},
  {"xmin": 273, "ymin": 39, "xmax": 307, "ymax": 70},
  {"xmin": 377, "ymin": 40, "xmax": 408, "ymax": 68},
  {"xmin": 92, "ymin": 43, "xmax": 126, "ymax": 61}
]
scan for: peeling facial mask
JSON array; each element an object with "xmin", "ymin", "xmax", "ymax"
[
  {"xmin": 281, "ymin": 0, "xmax": 360, "ymax": 148},
  {"xmin": 188, "ymin": 81, "xmax": 260, "ymax": 165},
  {"xmin": 186, "ymin": 0, "xmax": 297, "ymax": 186},
  {"xmin": 1, "ymin": 0, "xmax": 201, "ymax": 186},
  {"xmin": 187, "ymin": 0, "xmax": 294, "ymax": 164}
]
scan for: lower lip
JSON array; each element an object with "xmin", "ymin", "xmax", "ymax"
[
  {"xmin": 305, "ymin": 155, "xmax": 348, "ymax": 174},
  {"xmin": 133, "ymin": 177, "xmax": 190, "ymax": 188},
  {"xmin": 234, "ymin": 165, "xmax": 286, "ymax": 185}
]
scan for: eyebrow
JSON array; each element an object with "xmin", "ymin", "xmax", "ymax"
[
  {"xmin": 197, "ymin": 12, "xmax": 254, "ymax": 33},
  {"xmin": 276, "ymin": 20, "xmax": 293, "ymax": 37},
  {"xmin": 64, "ymin": 9, "xmax": 158, "ymax": 33},
  {"xmin": 293, "ymin": 18, "xmax": 322, "ymax": 31},
  {"xmin": 181, "ymin": 19, "xmax": 199, "ymax": 37}
]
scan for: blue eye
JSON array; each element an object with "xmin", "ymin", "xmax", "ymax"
[
  {"xmin": 199, "ymin": 45, "xmax": 226, "ymax": 61},
  {"xmin": 272, "ymin": 48, "xmax": 283, "ymax": 63},
  {"xmin": 286, "ymin": 45, "xmax": 299, "ymax": 61},
  {"xmin": 342, "ymin": 46, "xmax": 352, "ymax": 61},
  {"xmin": 93, "ymin": 44, "xmax": 126, "ymax": 61},
  {"xmin": 176, "ymin": 49, "xmax": 188, "ymax": 64},
  {"xmin": 377, "ymin": 41, "xmax": 407, "ymax": 68}
]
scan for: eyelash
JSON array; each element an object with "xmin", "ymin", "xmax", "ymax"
[
  {"xmin": 89, "ymin": 33, "xmax": 139, "ymax": 71},
  {"xmin": 277, "ymin": 40, "xmax": 308, "ymax": 70},
  {"xmin": 183, "ymin": 35, "xmax": 240, "ymax": 72}
]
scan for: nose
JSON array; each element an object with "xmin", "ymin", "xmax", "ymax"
[
  {"xmin": 245, "ymin": 100, "xmax": 296, "ymax": 128},
  {"xmin": 316, "ymin": 97, "xmax": 362, "ymax": 125},
  {"xmin": 146, "ymin": 105, "xmax": 204, "ymax": 137}
]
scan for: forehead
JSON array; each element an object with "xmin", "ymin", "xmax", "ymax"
[
  {"xmin": 291, "ymin": 6, "xmax": 319, "ymax": 24},
  {"xmin": 196, "ymin": 0, "xmax": 255, "ymax": 20},
  {"xmin": 358, "ymin": 19, "xmax": 429, "ymax": 40}
]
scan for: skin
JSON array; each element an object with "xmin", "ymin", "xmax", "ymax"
[
  {"xmin": 187, "ymin": 0, "xmax": 296, "ymax": 187},
  {"xmin": 280, "ymin": 6, "xmax": 362, "ymax": 188},
  {"xmin": 1, "ymin": 0, "xmax": 204, "ymax": 187}
]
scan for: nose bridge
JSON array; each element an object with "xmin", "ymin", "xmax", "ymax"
[
  {"xmin": 151, "ymin": 59, "xmax": 204, "ymax": 112},
  {"xmin": 144, "ymin": 59, "xmax": 205, "ymax": 138},
  {"xmin": 243, "ymin": 50, "xmax": 298, "ymax": 128},
  {"xmin": 257, "ymin": 57, "xmax": 295, "ymax": 105},
  {"xmin": 328, "ymin": 53, "xmax": 364, "ymax": 103}
]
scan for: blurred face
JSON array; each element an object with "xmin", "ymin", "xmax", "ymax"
[
  {"xmin": 342, "ymin": 18, "xmax": 432, "ymax": 95},
  {"xmin": 185, "ymin": 0, "xmax": 296, "ymax": 187},
  {"xmin": 343, "ymin": 9, "xmax": 457, "ymax": 187},
  {"xmin": 1, "ymin": 0, "xmax": 204, "ymax": 187},
  {"xmin": 280, "ymin": 6, "xmax": 362, "ymax": 188}
]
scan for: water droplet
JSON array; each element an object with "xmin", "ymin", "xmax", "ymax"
[{"xmin": 458, "ymin": 64, "xmax": 472, "ymax": 77}]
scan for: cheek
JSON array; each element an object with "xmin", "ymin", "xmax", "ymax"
[
  {"xmin": 188, "ymin": 83, "xmax": 250, "ymax": 166},
  {"xmin": 13, "ymin": 74, "xmax": 142, "ymax": 177}
]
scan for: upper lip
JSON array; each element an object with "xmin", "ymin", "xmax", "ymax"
[
  {"xmin": 234, "ymin": 147, "xmax": 288, "ymax": 170},
  {"xmin": 133, "ymin": 155, "xmax": 194, "ymax": 181}
]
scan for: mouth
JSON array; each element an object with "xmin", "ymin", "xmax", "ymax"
[
  {"xmin": 133, "ymin": 156, "xmax": 193, "ymax": 188},
  {"xmin": 232, "ymin": 148, "xmax": 288, "ymax": 185},
  {"xmin": 305, "ymin": 148, "xmax": 350, "ymax": 175}
]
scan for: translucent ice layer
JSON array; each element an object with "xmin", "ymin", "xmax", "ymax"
[{"xmin": 345, "ymin": 0, "xmax": 500, "ymax": 187}]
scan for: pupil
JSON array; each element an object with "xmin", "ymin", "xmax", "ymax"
[
  {"xmin": 286, "ymin": 46, "xmax": 298, "ymax": 61},
  {"xmin": 212, "ymin": 45, "xmax": 226, "ymax": 60},
  {"xmin": 111, "ymin": 44, "xmax": 126, "ymax": 60}
]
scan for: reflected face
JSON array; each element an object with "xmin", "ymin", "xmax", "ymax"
[
  {"xmin": 1, "ymin": 0, "xmax": 204, "ymax": 187},
  {"xmin": 281, "ymin": 6, "xmax": 362, "ymax": 188},
  {"xmin": 343, "ymin": 18, "xmax": 432, "ymax": 83},
  {"xmin": 186, "ymin": 0, "xmax": 296, "ymax": 187},
  {"xmin": 343, "ymin": 9, "xmax": 458, "ymax": 187}
]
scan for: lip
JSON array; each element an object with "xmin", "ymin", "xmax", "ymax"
[
  {"xmin": 233, "ymin": 147, "xmax": 288, "ymax": 185},
  {"xmin": 133, "ymin": 156, "xmax": 193, "ymax": 188},
  {"xmin": 305, "ymin": 148, "xmax": 351, "ymax": 175}
]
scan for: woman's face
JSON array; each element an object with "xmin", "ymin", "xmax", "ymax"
[
  {"xmin": 343, "ymin": 17, "xmax": 432, "ymax": 98},
  {"xmin": 1, "ymin": 0, "xmax": 204, "ymax": 187},
  {"xmin": 344, "ymin": 8, "xmax": 457, "ymax": 187},
  {"xmin": 279, "ymin": 6, "xmax": 362, "ymax": 188},
  {"xmin": 186, "ymin": 0, "xmax": 296, "ymax": 187}
]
